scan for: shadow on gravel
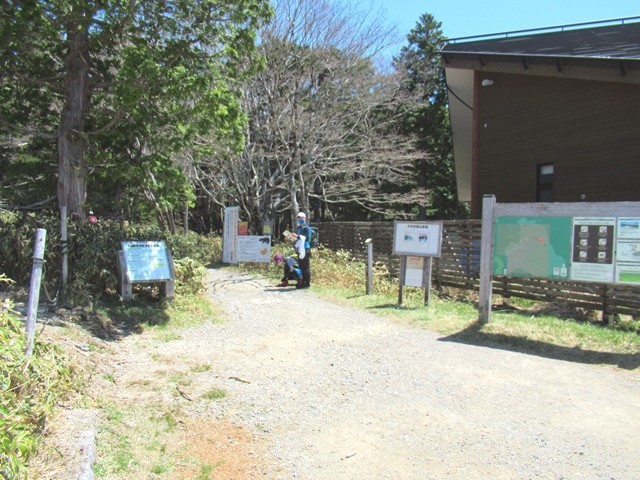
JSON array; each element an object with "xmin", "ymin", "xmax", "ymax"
[{"xmin": 440, "ymin": 322, "xmax": 640, "ymax": 371}]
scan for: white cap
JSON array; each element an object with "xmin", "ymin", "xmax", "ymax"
[{"xmin": 297, "ymin": 212, "xmax": 306, "ymax": 219}]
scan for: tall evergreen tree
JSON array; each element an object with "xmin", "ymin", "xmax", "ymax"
[{"xmin": 393, "ymin": 13, "xmax": 468, "ymax": 219}]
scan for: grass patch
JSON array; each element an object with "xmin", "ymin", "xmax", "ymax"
[
  {"xmin": 0, "ymin": 296, "xmax": 79, "ymax": 479},
  {"xmin": 202, "ymin": 387, "xmax": 226, "ymax": 401},
  {"xmin": 191, "ymin": 363, "xmax": 212, "ymax": 373},
  {"xmin": 94, "ymin": 401, "xmax": 184, "ymax": 478}
]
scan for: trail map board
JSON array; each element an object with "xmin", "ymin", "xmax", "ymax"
[
  {"xmin": 493, "ymin": 217, "xmax": 572, "ymax": 280},
  {"xmin": 493, "ymin": 215, "xmax": 640, "ymax": 285}
]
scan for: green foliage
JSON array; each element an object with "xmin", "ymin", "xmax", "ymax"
[
  {"xmin": 265, "ymin": 244, "xmax": 398, "ymax": 295},
  {"xmin": 173, "ymin": 258, "xmax": 207, "ymax": 297},
  {"xmin": 0, "ymin": 0, "xmax": 273, "ymax": 217},
  {"xmin": 393, "ymin": 13, "xmax": 469, "ymax": 220},
  {"xmin": 0, "ymin": 212, "xmax": 223, "ymax": 304},
  {"xmin": 0, "ymin": 297, "xmax": 76, "ymax": 479}
]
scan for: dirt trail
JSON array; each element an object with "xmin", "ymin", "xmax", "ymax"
[
  {"xmin": 37, "ymin": 266, "xmax": 640, "ymax": 479},
  {"xmin": 200, "ymin": 268, "xmax": 640, "ymax": 479}
]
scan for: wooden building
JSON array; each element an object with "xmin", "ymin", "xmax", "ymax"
[{"xmin": 441, "ymin": 17, "xmax": 640, "ymax": 217}]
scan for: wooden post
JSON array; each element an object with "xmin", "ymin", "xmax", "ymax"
[
  {"xmin": 398, "ymin": 256, "xmax": 406, "ymax": 306},
  {"xmin": 423, "ymin": 257, "xmax": 433, "ymax": 306},
  {"xmin": 478, "ymin": 195, "xmax": 496, "ymax": 323},
  {"xmin": 116, "ymin": 250, "xmax": 132, "ymax": 300},
  {"xmin": 365, "ymin": 238, "xmax": 373, "ymax": 295},
  {"xmin": 25, "ymin": 229, "xmax": 46, "ymax": 358}
]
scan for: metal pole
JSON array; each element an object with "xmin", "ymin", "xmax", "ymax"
[
  {"xmin": 25, "ymin": 228, "xmax": 46, "ymax": 358},
  {"xmin": 365, "ymin": 238, "xmax": 373, "ymax": 295}
]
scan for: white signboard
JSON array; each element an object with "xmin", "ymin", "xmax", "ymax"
[
  {"xmin": 237, "ymin": 236, "xmax": 271, "ymax": 263},
  {"xmin": 121, "ymin": 241, "xmax": 173, "ymax": 282},
  {"xmin": 615, "ymin": 217, "xmax": 640, "ymax": 285},
  {"xmin": 404, "ymin": 256, "xmax": 424, "ymax": 287},
  {"xmin": 223, "ymin": 206, "xmax": 239, "ymax": 264},
  {"xmin": 393, "ymin": 221, "xmax": 443, "ymax": 257}
]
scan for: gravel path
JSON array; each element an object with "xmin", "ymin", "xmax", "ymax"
[{"xmin": 192, "ymin": 267, "xmax": 640, "ymax": 479}]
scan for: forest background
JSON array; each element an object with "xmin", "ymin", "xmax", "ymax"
[{"xmin": 0, "ymin": 0, "xmax": 467, "ymax": 237}]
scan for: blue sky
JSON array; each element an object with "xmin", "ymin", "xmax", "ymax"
[{"xmin": 380, "ymin": 0, "xmax": 639, "ymax": 52}]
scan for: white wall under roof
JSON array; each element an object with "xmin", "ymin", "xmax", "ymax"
[{"xmin": 444, "ymin": 67, "xmax": 474, "ymax": 202}]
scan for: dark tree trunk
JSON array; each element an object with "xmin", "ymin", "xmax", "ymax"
[{"xmin": 57, "ymin": 26, "xmax": 90, "ymax": 218}]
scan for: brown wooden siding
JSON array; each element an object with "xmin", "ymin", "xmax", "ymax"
[{"xmin": 475, "ymin": 73, "xmax": 640, "ymax": 214}]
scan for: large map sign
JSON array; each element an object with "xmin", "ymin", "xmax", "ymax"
[
  {"xmin": 493, "ymin": 217, "xmax": 572, "ymax": 279},
  {"xmin": 493, "ymin": 215, "xmax": 640, "ymax": 284}
]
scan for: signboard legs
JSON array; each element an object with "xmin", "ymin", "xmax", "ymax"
[
  {"xmin": 398, "ymin": 256, "xmax": 406, "ymax": 306},
  {"xmin": 397, "ymin": 255, "xmax": 434, "ymax": 307}
]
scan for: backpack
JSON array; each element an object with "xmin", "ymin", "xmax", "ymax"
[{"xmin": 309, "ymin": 226, "xmax": 319, "ymax": 248}]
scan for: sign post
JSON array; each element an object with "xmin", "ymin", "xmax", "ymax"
[
  {"xmin": 392, "ymin": 221, "xmax": 443, "ymax": 306},
  {"xmin": 116, "ymin": 241, "xmax": 175, "ymax": 300},
  {"xmin": 223, "ymin": 206, "xmax": 239, "ymax": 264}
]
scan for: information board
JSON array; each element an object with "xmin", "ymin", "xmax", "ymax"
[
  {"xmin": 493, "ymin": 215, "xmax": 640, "ymax": 284},
  {"xmin": 571, "ymin": 217, "xmax": 615, "ymax": 282},
  {"xmin": 237, "ymin": 236, "xmax": 271, "ymax": 263},
  {"xmin": 615, "ymin": 217, "xmax": 640, "ymax": 284},
  {"xmin": 493, "ymin": 217, "xmax": 572, "ymax": 279},
  {"xmin": 121, "ymin": 241, "xmax": 173, "ymax": 282},
  {"xmin": 393, "ymin": 221, "xmax": 443, "ymax": 257},
  {"xmin": 223, "ymin": 206, "xmax": 239, "ymax": 264}
]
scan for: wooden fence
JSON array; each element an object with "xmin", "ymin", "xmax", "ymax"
[{"xmin": 315, "ymin": 221, "xmax": 640, "ymax": 317}]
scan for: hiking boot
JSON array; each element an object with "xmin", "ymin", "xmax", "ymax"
[
  {"xmin": 277, "ymin": 280, "xmax": 289, "ymax": 287},
  {"xmin": 296, "ymin": 282, "xmax": 310, "ymax": 289}
]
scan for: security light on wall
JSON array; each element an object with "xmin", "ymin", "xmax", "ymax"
[{"xmin": 481, "ymin": 79, "xmax": 494, "ymax": 87}]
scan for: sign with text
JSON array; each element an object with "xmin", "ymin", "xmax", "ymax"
[
  {"xmin": 615, "ymin": 217, "xmax": 640, "ymax": 284},
  {"xmin": 571, "ymin": 217, "xmax": 615, "ymax": 283},
  {"xmin": 492, "ymin": 214, "xmax": 640, "ymax": 284},
  {"xmin": 121, "ymin": 241, "xmax": 173, "ymax": 282},
  {"xmin": 393, "ymin": 221, "xmax": 443, "ymax": 257},
  {"xmin": 223, "ymin": 206, "xmax": 239, "ymax": 264},
  {"xmin": 237, "ymin": 236, "xmax": 271, "ymax": 263},
  {"xmin": 404, "ymin": 256, "xmax": 425, "ymax": 287}
]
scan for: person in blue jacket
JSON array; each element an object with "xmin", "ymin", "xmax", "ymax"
[{"xmin": 295, "ymin": 211, "xmax": 311, "ymax": 288}]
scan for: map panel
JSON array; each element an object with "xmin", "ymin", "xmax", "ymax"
[{"xmin": 493, "ymin": 217, "xmax": 572, "ymax": 279}]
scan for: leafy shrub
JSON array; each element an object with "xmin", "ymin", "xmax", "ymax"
[
  {"xmin": 0, "ymin": 212, "xmax": 222, "ymax": 304},
  {"xmin": 173, "ymin": 257, "xmax": 208, "ymax": 296}
]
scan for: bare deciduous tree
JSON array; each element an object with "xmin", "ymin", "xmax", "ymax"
[{"xmin": 193, "ymin": 0, "xmax": 427, "ymax": 232}]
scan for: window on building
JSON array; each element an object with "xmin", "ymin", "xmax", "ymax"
[{"xmin": 537, "ymin": 163, "xmax": 554, "ymax": 202}]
